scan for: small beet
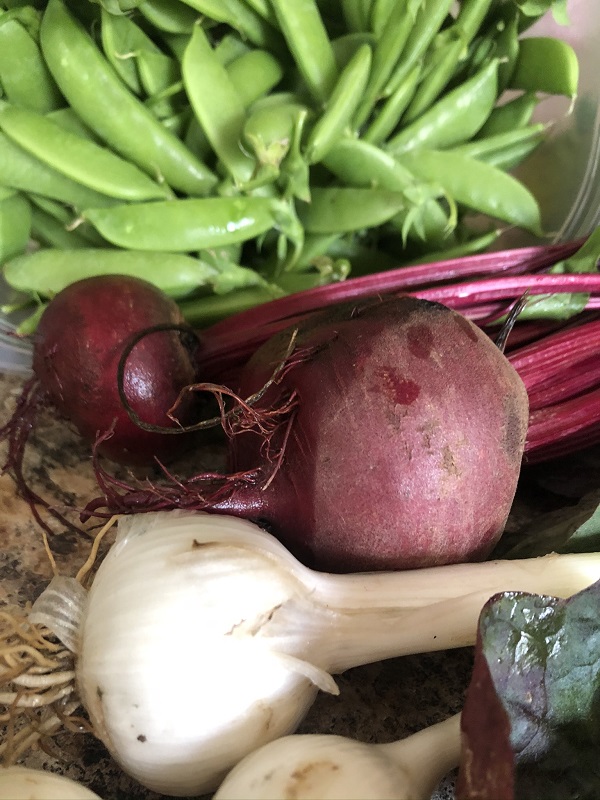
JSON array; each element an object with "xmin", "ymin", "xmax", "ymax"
[{"xmin": 30, "ymin": 275, "xmax": 199, "ymax": 465}]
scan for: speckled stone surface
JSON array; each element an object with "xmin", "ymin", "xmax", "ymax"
[{"xmin": 1, "ymin": 369, "xmax": 595, "ymax": 800}]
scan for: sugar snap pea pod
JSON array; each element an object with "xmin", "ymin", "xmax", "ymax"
[
  {"xmin": 509, "ymin": 37, "xmax": 579, "ymax": 99},
  {"xmin": 362, "ymin": 64, "xmax": 420, "ymax": 144},
  {"xmin": 137, "ymin": 49, "xmax": 180, "ymax": 96},
  {"xmin": 45, "ymin": 107, "xmax": 98, "ymax": 141},
  {"xmin": 402, "ymin": 33, "xmax": 464, "ymax": 123},
  {"xmin": 0, "ymin": 132, "xmax": 117, "ymax": 209},
  {"xmin": 178, "ymin": 0, "xmax": 284, "ymax": 54},
  {"xmin": 478, "ymin": 136, "xmax": 545, "ymax": 172},
  {"xmin": 3, "ymin": 248, "xmax": 220, "ymax": 298},
  {"xmin": 268, "ymin": 0, "xmax": 338, "ymax": 104},
  {"xmin": 387, "ymin": 59, "xmax": 499, "ymax": 156},
  {"xmin": 28, "ymin": 194, "xmax": 108, "ymax": 246},
  {"xmin": 353, "ymin": 0, "xmax": 415, "ymax": 128},
  {"xmin": 476, "ymin": 91, "xmax": 538, "ymax": 138},
  {"xmin": 182, "ymin": 25, "xmax": 255, "ymax": 185},
  {"xmin": 340, "ymin": 0, "xmax": 370, "ymax": 33},
  {"xmin": 0, "ymin": 17, "xmax": 63, "ymax": 113},
  {"xmin": 493, "ymin": 10, "xmax": 520, "ymax": 93},
  {"xmin": 454, "ymin": 0, "xmax": 495, "ymax": 43},
  {"xmin": 137, "ymin": 0, "xmax": 199, "ymax": 34},
  {"xmin": 214, "ymin": 33, "xmax": 252, "ymax": 66},
  {"xmin": 406, "ymin": 228, "xmax": 501, "ymax": 265},
  {"xmin": 100, "ymin": 8, "xmax": 147, "ymax": 95},
  {"xmin": 382, "ymin": 0, "xmax": 455, "ymax": 98},
  {"xmin": 452, "ymin": 123, "xmax": 547, "ymax": 164},
  {"xmin": 395, "ymin": 148, "xmax": 542, "ymax": 234},
  {"xmin": 321, "ymin": 137, "xmax": 453, "ymax": 246},
  {"xmin": 226, "ymin": 49, "xmax": 284, "ymax": 109},
  {"xmin": 0, "ymin": 105, "xmax": 173, "ymax": 201},
  {"xmin": 242, "ymin": 0, "xmax": 278, "ymax": 27},
  {"xmin": 370, "ymin": 0, "xmax": 395, "ymax": 36},
  {"xmin": 297, "ymin": 187, "xmax": 407, "ymax": 234},
  {"xmin": 30, "ymin": 206, "xmax": 92, "ymax": 250},
  {"xmin": 83, "ymin": 196, "xmax": 286, "ymax": 251},
  {"xmin": 0, "ymin": 193, "xmax": 31, "ymax": 263},
  {"xmin": 40, "ymin": 0, "xmax": 217, "ymax": 196},
  {"xmin": 93, "ymin": 0, "xmax": 146, "ymax": 13},
  {"xmin": 304, "ymin": 43, "xmax": 371, "ymax": 164},
  {"xmin": 243, "ymin": 102, "xmax": 307, "ymax": 168},
  {"xmin": 330, "ymin": 31, "xmax": 376, "ymax": 69}
]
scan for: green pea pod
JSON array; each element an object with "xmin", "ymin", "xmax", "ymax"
[
  {"xmin": 40, "ymin": 0, "xmax": 217, "ymax": 196},
  {"xmin": 269, "ymin": 0, "xmax": 338, "ymax": 103},
  {"xmin": 509, "ymin": 36, "xmax": 579, "ymax": 98},
  {"xmin": 137, "ymin": 0, "xmax": 199, "ymax": 34},
  {"xmin": 0, "ymin": 18, "xmax": 63, "ymax": 113},
  {"xmin": 396, "ymin": 148, "xmax": 543, "ymax": 234},
  {"xmin": 323, "ymin": 137, "xmax": 454, "ymax": 246},
  {"xmin": 100, "ymin": 8, "xmax": 147, "ymax": 95},
  {"xmin": 0, "ymin": 132, "xmax": 117, "ymax": 209},
  {"xmin": 243, "ymin": 0, "xmax": 278, "ymax": 26},
  {"xmin": 30, "ymin": 206, "xmax": 92, "ymax": 250},
  {"xmin": 452, "ymin": 123, "xmax": 547, "ymax": 164},
  {"xmin": 406, "ymin": 228, "xmax": 501, "ymax": 265},
  {"xmin": 178, "ymin": 0, "xmax": 284, "ymax": 54},
  {"xmin": 402, "ymin": 33, "xmax": 464, "ymax": 123},
  {"xmin": 362, "ymin": 63, "xmax": 420, "ymax": 143},
  {"xmin": 28, "ymin": 194, "xmax": 108, "ymax": 246},
  {"xmin": 137, "ymin": 49, "xmax": 180, "ymax": 97},
  {"xmin": 304, "ymin": 43, "xmax": 372, "ymax": 164},
  {"xmin": 182, "ymin": 25, "xmax": 255, "ymax": 184},
  {"xmin": 0, "ymin": 105, "xmax": 172, "ymax": 201},
  {"xmin": 243, "ymin": 102, "xmax": 307, "ymax": 167},
  {"xmin": 331, "ymin": 32, "xmax": 375, "ymax": 69},
  {"xmin": 370, "ymin": 0, "xmax": 395, "ymax": 37},
  {"xmin": 455, "ymin": 0, "xmax": 495, "ymax": 43},
  {"xmin": 297, "ymin": 187, "xmax": 407, "ymax": 234},
  {"xmin": 387, "ymin": 59, "xmax": 499, "ymax": 155},
  {"xmin": 3, "ymin": 248, "xmax": 220, "ymax": 298},
  {"xmin": 214, "ymin": 34, "xmax": 252, "ymax": 67},
  {"xmin": 476, "ymin": 91, "xmax": 539, "ymax": 138},
  {"xmin": 0, "ymin": 193, "xmax": 31, "ymax": 263},
  {"xmin": 382, "ymin": 0, "xmax": 454, "ymax": 97},
  {"xmin": 226, "ymin": 49, "xmax": 284, "ymax": 109},
  {"xmin": 493, "ymin": 10, "xmax": 520, "ymax": 93},
  {"xmin": 83, "ymin": 196, "xmax": 284, "ymax": 250},
  {"xmin": 353, "ymin": 0, "xmax": 415, "ymax": 127},
  {"xmin": 340, "ymin": 0, "xmax": 370, "ymax": 33},
  {"xmin": 480, "ymin": 136, "xmax": 545, "ymax": 172},
  {"xmin": 45, "ymin": 107, "xmax": 98, "ymax": 141}
]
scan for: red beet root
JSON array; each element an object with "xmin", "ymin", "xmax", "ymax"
[
  {"xmin": 30, "ymin": 275, "xmax": 199, "ymax": 465},
  {"xmin": 217, "ymin": 296, "xmax": 529, "ymax": 571}
]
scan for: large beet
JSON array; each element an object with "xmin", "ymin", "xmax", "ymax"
[{"xmin": 221, "ymin": 296, "xmax": 529, "ymax": 572}]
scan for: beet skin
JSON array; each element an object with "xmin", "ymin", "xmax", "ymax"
[
  {"xmin": 32, "ymin": 275, "xmax": 198, "ymax": 466},
  {"xmin": 221, "ymin": 296, "xmax": 529, "ymax": 572}
]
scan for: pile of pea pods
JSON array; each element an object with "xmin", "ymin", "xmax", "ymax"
[{"xmin": 0, "ymin": 0, "xmax": 579, "ymax": 331}]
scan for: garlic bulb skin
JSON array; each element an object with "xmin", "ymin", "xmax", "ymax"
[
  {"xmin": 0, "ymin": 766, "xmax": 101, "ymax": 799},
  {"xmin": 76, "ymin": 511, "xmax": 336, "ymax": 797},
  {"xmin": 214, "ymin": 734, "xmax": 410, "ymax": 800}
]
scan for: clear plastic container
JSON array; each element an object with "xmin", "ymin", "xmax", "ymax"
[
  {"xmin": 513, "ymin": 0, "xmax": 600, "ymax": 242},
  {"xmin": 1, "ymin": 0, "xmax": 599, "ymax": 374}
]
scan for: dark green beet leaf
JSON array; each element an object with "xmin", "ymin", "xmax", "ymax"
[{"xmin": 457, "ymin": 581, "xmax": 600, "ymax": 800}]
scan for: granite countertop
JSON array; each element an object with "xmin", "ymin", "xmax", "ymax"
[{"xmin": 1, "ymin": 368, "xmax": 595, "ymax": 800}]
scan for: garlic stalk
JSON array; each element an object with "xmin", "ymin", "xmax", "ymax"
[
  {"xmin": 0, "ymin": 765, "xmax": 102, "ymax": 799},
  {"xmin": 20, "ymin": 511, "xmax": 600, "ymax": 796},
  {"xmin": 214, "ymin": 713, "xmax": 461, "ymax": 800}
]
